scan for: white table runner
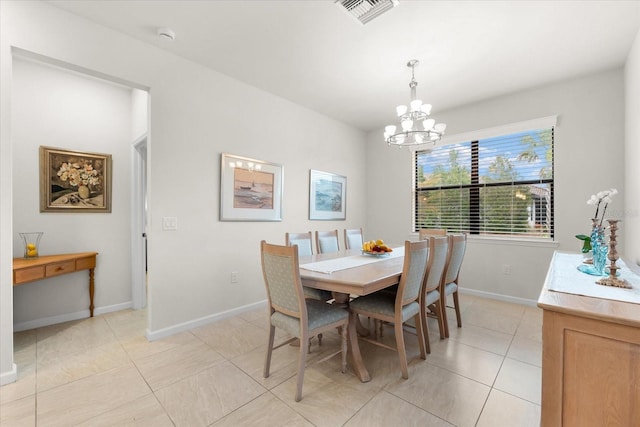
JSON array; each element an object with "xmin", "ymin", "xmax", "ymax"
[
  {"xmin": 548, "ymin": 252, "xmax": 640, "ymax": 305},
  {"xmin": 301, "ymin": 247, "xmax": 404, "ymax": 274}
]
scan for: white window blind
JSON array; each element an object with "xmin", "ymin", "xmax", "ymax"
[{"xmin": 414, "ymin": 127, "xmax": 554, "ymax": 239}]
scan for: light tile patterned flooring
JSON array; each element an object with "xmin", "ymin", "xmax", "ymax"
[{"xmin": 0, "ymin": 295, "xmax": 542, "ymax": 426}]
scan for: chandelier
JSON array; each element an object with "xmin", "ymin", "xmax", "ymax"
[{"xmin": 384, "ymin": 60, "xmax": 446, "ymax": 147}]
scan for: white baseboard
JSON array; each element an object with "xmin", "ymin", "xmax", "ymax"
[
  {"xmin": 0, "ymin": 363, "xmax": 17, "ymax": 386},
  {"xmin": 146, "ymin": 300, "xmax": 268, "ymax": 342},
  {"xmin": 13, "ymin": 301, "xmax": 134, "ymax": 332},
  {"xmin": 459, "ymin": 287, "xmax": 538, "ymax": 307}
]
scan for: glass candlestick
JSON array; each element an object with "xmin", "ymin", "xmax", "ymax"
[{"xmin": 19, "ymin": 232, "xmax": 43, "ymax": 259}]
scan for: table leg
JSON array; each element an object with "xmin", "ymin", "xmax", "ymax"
[
  {"xmin": 332, "ymin": 291, "xmax": 371, "ymax": 382},
  {"xmin": 348, "ymin": 311, "xmax": 371, "ymax": 382},
  {"xmin": 89, "ymin": 267, "xmax": 95, "ymax": 317}
]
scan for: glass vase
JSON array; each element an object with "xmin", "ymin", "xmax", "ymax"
[
  {"xmin": 19, "ymin": 232, "xmax": 43, "ymax": 259},
  {"xmin": 590, "ymin": 225, "xmax": 608, "ymax": 275}
]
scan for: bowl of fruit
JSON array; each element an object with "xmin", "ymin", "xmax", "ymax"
[{"xmin": 362, "ymin": 240, "xmax": 393, "ymax": 256}]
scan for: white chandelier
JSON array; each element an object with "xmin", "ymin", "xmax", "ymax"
[{"xmin": 384, "ymin": 59, "xmax": 446, "ymax": 147}]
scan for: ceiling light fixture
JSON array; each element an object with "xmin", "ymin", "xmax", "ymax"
[{"xmin": 384, "ymin": 60, "xmax": 446, "ymax": 148}]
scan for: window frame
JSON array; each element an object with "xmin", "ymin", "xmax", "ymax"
[{"xmin": 412, "ymin": 116, "xmax": 557, "ymax": 241}]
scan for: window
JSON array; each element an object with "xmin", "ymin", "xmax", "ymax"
[{"xmin": 414, "ymin": 124, "xmax": 554, "ymax": 239}]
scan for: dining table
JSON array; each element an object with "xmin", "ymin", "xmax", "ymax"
[{"xmin": 298, "ymin": 246, "xmax": 405, "ymax": 383}]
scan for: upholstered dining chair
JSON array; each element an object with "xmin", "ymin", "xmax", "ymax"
[
  {"xmin": 315, "ymin": 229, "xmax": 340, "ymax": 254},
  {"xmin": 441, "ymin": 233, "xmax": 467, "ymax": 337},
  {"xmin": 260, "ymin": 241, "xmax": 349, "ymax": 402},
  {"xmin": 285, "ymin": 231, "xmax": 314, "ymax": 257},
  {"xmin": 344, "ymin": 228, "xmax": 364, "ymax": 250},
  {"xmin": 419, "ymin": 236, "xmax": 449, "ymax": 352},
  {"xmin": 349, "ymin": 240, "xmax": 428, "ymax": 379},
  {"xmin": 418, "ymin": 228, "xmax": 447, "ymax": 240}
]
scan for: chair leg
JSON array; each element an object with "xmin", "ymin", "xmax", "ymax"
[
  {"xmin": 453, "ymin": 291, "xmax": 462, "ymax": 328},
  {"xmin": 295, "ymin": 334, "xmax": 309, "ymax": 402},
  {"xmin": 264, "ymin": 325, "xmax": 276, "ymax": 378},
  {"xmin": 341, "ymin": 324, "xmax": 347, "ymax": 374},
  {"xmin": 414, "ymin": 313, "xmax": 427, "ymax": 360},
  {"xmin": 442, "ymin": 295, "xmax": 451, "ymax": 338},
  {"xmin": 420, "ymin": 306, "xmax": 431, "ymax": 355},
  {"xmin": 394, "ymin": 321, "xmax": 409, "ymax": 379},
  {"xmin": 432, "ymin": 301, "xmax": 446, "ymax": 340}
]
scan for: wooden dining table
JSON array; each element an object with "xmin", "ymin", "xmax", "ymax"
[{"xmin": 298, "ymin": 247, "xmax": 404, "ymax": 383}]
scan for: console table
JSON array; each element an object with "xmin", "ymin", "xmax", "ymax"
[
  {"xmin": 538, "ymin": 251, "xmax": 640, "ymax": 426},
  {"xmin": 13, "ymin": 252, "xmax": 98, "ymax": 317}
]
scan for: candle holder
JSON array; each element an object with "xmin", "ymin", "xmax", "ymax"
[
  {"xmin": 596, "ymin": 219, "xmax": 630, "ymax": 288},
  {"xmin": 19, "ymin": 232, "xmax": 43, "ymax": 259}
]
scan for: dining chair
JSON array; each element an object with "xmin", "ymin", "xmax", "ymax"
[
  {"xmin": 418, "ymin": 228, "xmax": 447, "ymax": 240},
  {"xmin": 285, "ymin": 231, "xmax": 332, "ymax": 352},
  {"xmin": 286, "ymin": 231, "xmax": 331, "ymax": 301},
  {"xmin": 344, "ymin": 228, "xmax": 364, "ymax": 250},
  {"xmin": 315, "ymin": 229, "xmax": 340, "ymax": 254},
  {"xmin": 261, "ymin": 241, "xmax": 348, "ymax": 402},
  {"xmin": 441, "ymin": 233, "xmax": 467, "ymax": 337},
  {"xmin": 419, "ymin": 236, "xmax": 449, "ymax": 352},
  {"xmin": 285, "ymin": 231, "xmax": 314, "ymax": 257},
  {"xmin": 349, "ymin": 240, "xmax": 428, "ymax": 379}
]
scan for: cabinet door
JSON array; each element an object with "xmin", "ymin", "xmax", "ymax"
[{"xmin": 564, "ymin": 330, "xmax": 640, "ymax": 426}]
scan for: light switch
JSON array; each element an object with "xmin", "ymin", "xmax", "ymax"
[{"xmin": 162, "ymin": 216, "xmax": 178, "ymax": 231}]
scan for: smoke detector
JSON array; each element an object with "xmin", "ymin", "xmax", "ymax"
[
  {"xmin": 335, "ymin": 0, "xmax": 399, "ymax": 25},
  {"xmin": 157, "ymin": 27, "xmax": 176, "ymax": 42}
]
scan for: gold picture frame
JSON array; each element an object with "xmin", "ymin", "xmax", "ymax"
[{"xmin": 40, "ymin": 146, "xmax": 112, "ymax": 213}]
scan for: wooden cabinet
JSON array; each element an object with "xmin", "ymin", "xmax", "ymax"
[{"xmin": 538, "ymin": 252, "xmax": 640, "ymax": 426}]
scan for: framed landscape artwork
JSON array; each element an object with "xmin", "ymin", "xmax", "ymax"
[
  {"xmin": 220, "ymin": 153, "xmax": 283, "ymax": 221},
  {"xmin": 40, "ymin": 146, "xmax": 112, "ymax": 213},
  {"xmin": 309, "ymin": 169, "xmax": 346, "ymax": 220}
]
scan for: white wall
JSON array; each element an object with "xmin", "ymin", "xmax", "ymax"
[
  {"xmin": 1, "ymin": 0, "xmax": 367, "ymax": 382},
  {"xmin": 11, "ymin": 57, "xmax": 134, "ymax": 329},
  {"xmin": 366, "ymin": 69, "xmax": 625, "ymax": 303},
  {"xmin": 625, "ymin": 29, "xmax": 640, "ymax": 266}
]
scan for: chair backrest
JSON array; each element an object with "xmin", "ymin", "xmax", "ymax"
[
  {"xmin": 344, "ymin": 228, "xmax": 364, "ymax": 250},
  {"xmin": 444, "ymin": 233, "xmax": 467, "ymax": 285},
  {"xmin": 421, "ymin": 236, "xmax": 449, "ymax": 294},
  {"xmin": 418, "ymin": 229, "xmax": 447, "ymax": 240},
  {"xmin": 316, "ymin": 230, "xmax": 340, "ymax": 254},
  {"xmin": 260, "ymin": 241, "xmax": 306, "ymax": 320},
  {"xmin": 396, "ymin": 240, "xmax": 430, "ymax": 308},
  {"xmin": 285, "ymin": 232, "xmax": 313, "ymax": 257}
]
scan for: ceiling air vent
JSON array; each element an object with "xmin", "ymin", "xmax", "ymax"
[{"xmin": 335, "ymin": 0, "xmax": 399, "ymax": 25}]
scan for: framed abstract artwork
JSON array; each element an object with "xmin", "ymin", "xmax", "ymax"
[
  {"xmin": 40, "ymin": 146, "xmax": 112, "ymax": 213},
  {"xmin": 309, "ymin": 169, "xmax": 346, "ymax": 220},
  {"xmin": 220, "ymin": 153, "xmax": 283, "ymax": 221}
]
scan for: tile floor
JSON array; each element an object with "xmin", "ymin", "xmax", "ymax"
[{"xmin": 0, "ymin": 295, "xmax": 542, "ymax": 426}]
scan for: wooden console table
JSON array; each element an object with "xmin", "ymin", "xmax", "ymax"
[
  {"xmin": 538, "ymin": 251, "xmax": 640, "ymax": 426},
  {"xmin": 13, "ymin": 252, "xmax": 98, "ymax": 317}
]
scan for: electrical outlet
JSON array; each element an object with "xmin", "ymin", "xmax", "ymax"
[
  {"xmin": 502, "ymin": 264, "xmax": 511, "ymax": 275},
  {"xmin": 231, "ymin": 271, "xmax": 238, "ymax": 283}
]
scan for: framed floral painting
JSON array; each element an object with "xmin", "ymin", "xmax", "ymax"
[
  {"xmin": 220, "ymin": 153, "xmax": 283, "ymax": 221},
  {"xmin": 40, "ymin": 146, "xmax": 112, "ymax": 213},
  {"xmin": 309, "ymin": 169, "xmax": 346, "ymax": 220}
]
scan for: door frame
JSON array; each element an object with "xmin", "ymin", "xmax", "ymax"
[{"xmin": 131, "ymin": 134, "xmax": 147, "ymax": 309}]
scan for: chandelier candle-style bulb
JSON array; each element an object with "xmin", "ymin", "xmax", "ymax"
[{"xmin": 385, "ymin": 59, "xmax": 446, "ymax": 148}]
